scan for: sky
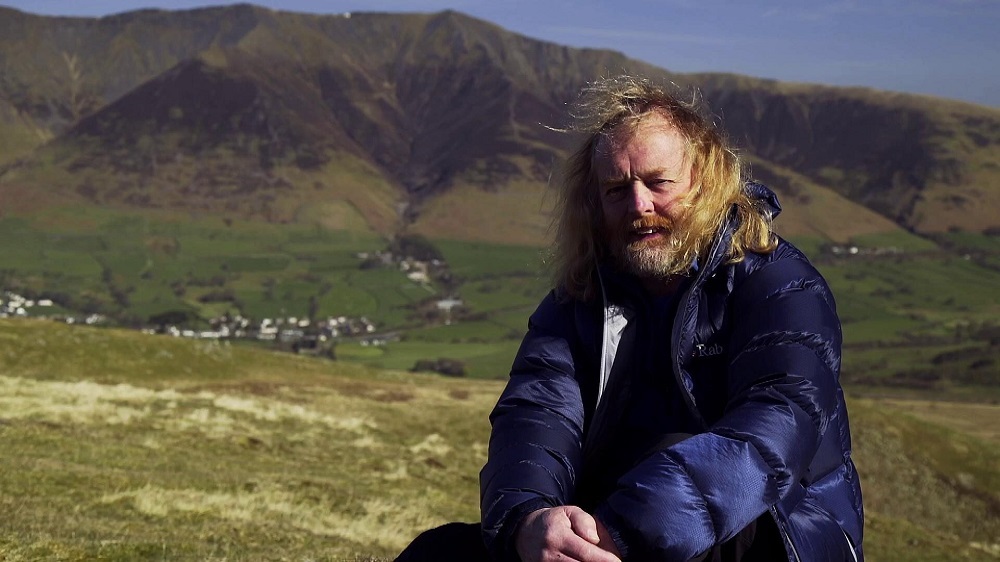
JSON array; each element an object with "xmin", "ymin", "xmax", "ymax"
[{"xmin": 4, "ymin": 0, "xmax": 999, "ymax": 108}]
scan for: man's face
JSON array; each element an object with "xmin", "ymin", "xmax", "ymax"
[{"xmin": 594, "ymin": 114, "xmax": 694, "ymax": 281}]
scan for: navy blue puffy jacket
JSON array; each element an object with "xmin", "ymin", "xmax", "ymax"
[{"xmin": 480, "ymin": 184, "xmax": 864, "ymax": 561}]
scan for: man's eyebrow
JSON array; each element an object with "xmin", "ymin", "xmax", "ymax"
[
  {"xmin": 598, "ymin": 174, "xmax": 628, "ymax": 186},
  {"xmin": 599, "ymin": 168, "xmax": 673, "ymax": 184},
  {"xmin": 640, "ymin": 167, "xmax": 674, "ymax": 178}
]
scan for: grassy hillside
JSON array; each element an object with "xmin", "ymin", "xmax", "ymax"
[
  {"xmin": 0, "ymin": 319, "xmax": 496, "ymax": 560},
  {"xmin": 0, "ymin": 318, "xmax": 997, "ymax": 561}
]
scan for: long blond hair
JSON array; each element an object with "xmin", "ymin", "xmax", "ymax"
[{"xmin": 551, "ymin": 75, "xmax": 776, "ymax": 300}]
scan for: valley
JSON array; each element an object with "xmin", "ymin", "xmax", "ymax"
[{"xmin": 0, "ymin": 5, "xmax": 998, "ymax": 560}]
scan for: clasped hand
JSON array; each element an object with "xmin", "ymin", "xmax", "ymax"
[{"xmin": 515, "ymin": 506, "xmax": 622, "ymax": 562}]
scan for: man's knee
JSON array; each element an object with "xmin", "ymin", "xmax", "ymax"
[{"xmin": 395, "ymin": 522, "xmax": 488, "ymax": 562}]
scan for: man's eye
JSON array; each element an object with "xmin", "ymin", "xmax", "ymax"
[{"xmin": 604, "ymin": 185, "xmax": 626, "ymax": 198}]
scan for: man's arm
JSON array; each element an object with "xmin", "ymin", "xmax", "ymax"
[
  {"xmin": 595, "ymin": 258, "xmax": 844, "ymax": 560},
  {"xmin": 480, "ymin": 292, "xmax": 591, "ymax": 561}
]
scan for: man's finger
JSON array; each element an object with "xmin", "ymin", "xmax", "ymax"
[
  {"xmin": 565, "ymin": 506, "xmax": 600, "ymax": 544},
  {"xmin": 559, "ymin": 533, "xmax": 622, "ymax": 562}
]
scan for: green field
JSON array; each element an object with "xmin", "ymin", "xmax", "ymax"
[
  {"xmin": 0, "ymin": 205, "xmax": 428, "ymax": 328},
  {"xmin": 0, "ymin": 319, "xmax": 998, "ymax": 561},
  {"xmin": 2, "ymin": 206, "xmax": 999, "ymax": 396}
]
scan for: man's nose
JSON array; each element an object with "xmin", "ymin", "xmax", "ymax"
[{"xmin": 626, "ymin": 183, "xmax": 655, "ymax": 216}]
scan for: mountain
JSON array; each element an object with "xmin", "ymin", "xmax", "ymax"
[{"xmin": 0, "ymin": 5, "xmax": 998, "ymax": 243}]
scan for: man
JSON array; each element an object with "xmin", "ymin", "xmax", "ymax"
[{"xmin": 399, "ymin": 75, "xmax": 864, "ymax": 561}]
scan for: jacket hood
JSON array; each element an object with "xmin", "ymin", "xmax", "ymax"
[{"xmin": 746, "ymin": 181, "xmax": 782, "ymax": 219}]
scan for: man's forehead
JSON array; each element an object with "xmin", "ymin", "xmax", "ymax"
[
  {"xmin": 594, "ymin": 115, "xmax": 689, "ymax": 176},
  {"xmin": 595, "ymin": 114, "xmax": 683, "ymax": 155}
]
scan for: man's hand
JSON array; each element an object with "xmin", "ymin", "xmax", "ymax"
[{"xmin": 514, "ymin": 506, "xmax": 622, "ymax": 562}]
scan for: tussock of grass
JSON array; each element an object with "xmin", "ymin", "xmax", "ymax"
[{"xmin": 99, "ymin": 484, "xmax": 441, "ymax": 552}]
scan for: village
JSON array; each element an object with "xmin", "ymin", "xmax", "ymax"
[
  {"xmin": 166, "ymin": 311, "xmax": 379, "ymax": 345},
  {"xmin": 0, "ymin": 248, "xmax": 461, "ymax": 356},
  {"xmin": 1, "ymin": 289, "xmax": 393, "ymax": 358},
  {"xmin": 0, "ymin": 291, "xmax": 107, "ymax": 326}
]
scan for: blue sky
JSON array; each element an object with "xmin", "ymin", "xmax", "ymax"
[{"xmin": 4, "ymin": 0, "xmax": 999, "ymax": 107}]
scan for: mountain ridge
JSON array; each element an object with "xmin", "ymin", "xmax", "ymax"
[{"xmin": 0, "ymin": 5, "xmax": 998, "ymax": 241}]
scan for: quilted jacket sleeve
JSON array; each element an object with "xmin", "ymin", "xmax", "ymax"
[
  {"xmin": 480, "ymin": 291, "xmax": 588, "ymax": 562},
  {"xmin": 595, "ymin": 255, "xmax": 844, "ymax": 560}
]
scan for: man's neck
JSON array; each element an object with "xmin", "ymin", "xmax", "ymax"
[{"xmin": 640, "ymin": 274, "xmax": 686, "ymax": 298}]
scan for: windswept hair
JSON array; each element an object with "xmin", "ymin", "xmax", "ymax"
[{"xmin": 551, "ymin": 75, "xmax": 777, "ymax": 300}]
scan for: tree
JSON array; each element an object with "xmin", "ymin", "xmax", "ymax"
[{"xmin": 148, "ymin": 309, "xmax": 194, "ymax": 327}]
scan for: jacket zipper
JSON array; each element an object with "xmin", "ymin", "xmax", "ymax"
[{"xmin": 669, "ymin": 217, "xmax": 732, "ymax": 431}]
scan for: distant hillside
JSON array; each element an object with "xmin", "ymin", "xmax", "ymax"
[
  {"xmin": 697, "ymin": 76, "xmax": 1000, "ymax": 233},
  {"xmin": 1, "ymin": 4, "xmax": 998, "ymax": 242}
]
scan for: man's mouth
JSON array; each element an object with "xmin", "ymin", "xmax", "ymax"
[{"xmin": 628, "ymin": 225, "xmax": 667, "ymax": 244}]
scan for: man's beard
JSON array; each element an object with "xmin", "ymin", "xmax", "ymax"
[{"xmin": 608, "ymin": 215, "xmax": 690, "ymax": 280}]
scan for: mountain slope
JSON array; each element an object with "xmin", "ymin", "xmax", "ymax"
[{"xmin": 698, "ymin": 76, "xmax": 1000, "ymax": 232}]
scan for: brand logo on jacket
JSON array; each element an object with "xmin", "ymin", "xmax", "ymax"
[{"xmin": 694, "ymin": 343, "xmax": 724, "ymax": 358}]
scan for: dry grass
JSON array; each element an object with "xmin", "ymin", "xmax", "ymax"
[
  {"xmin": 849, "ymin": 396, "xmax": 1000, "ymax": 561},
  {"xmin": 0, "ymin": 375, "xmax": 376, "ymax": 436},
  {"xmin": 0, "ymin": 321, "xmax": 499, "ymax": 560},
  {"xmin": 869, "ymin": 398, "xmax": 1000, "ymax": 444},
  {"xmin": 410, "ymin": 176, "xmax": 555, "ymax": 246}
]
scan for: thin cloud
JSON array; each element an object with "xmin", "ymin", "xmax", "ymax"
[
  {"xmin": 541, "ymin": 25, "xmax": 738, "ymax": 46},
  {"xmin": 761, "ymin": 1, "xmax": 871, "ymax": 22},
  {"xmin": 764, "ymin": 0, "xmax": 998, "ymax": 21}
]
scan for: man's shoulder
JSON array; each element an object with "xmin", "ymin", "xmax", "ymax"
[
  {"xmin": 528, "ymin": 288, "xmax": 597, "ymax": 330},
  {"xmin": 741, "ymin": 236, "xmax": 813, "ymax": 270},
  {"xmin": 731, "ymin": 237, "xmax": 827, "ymax": 290}
]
